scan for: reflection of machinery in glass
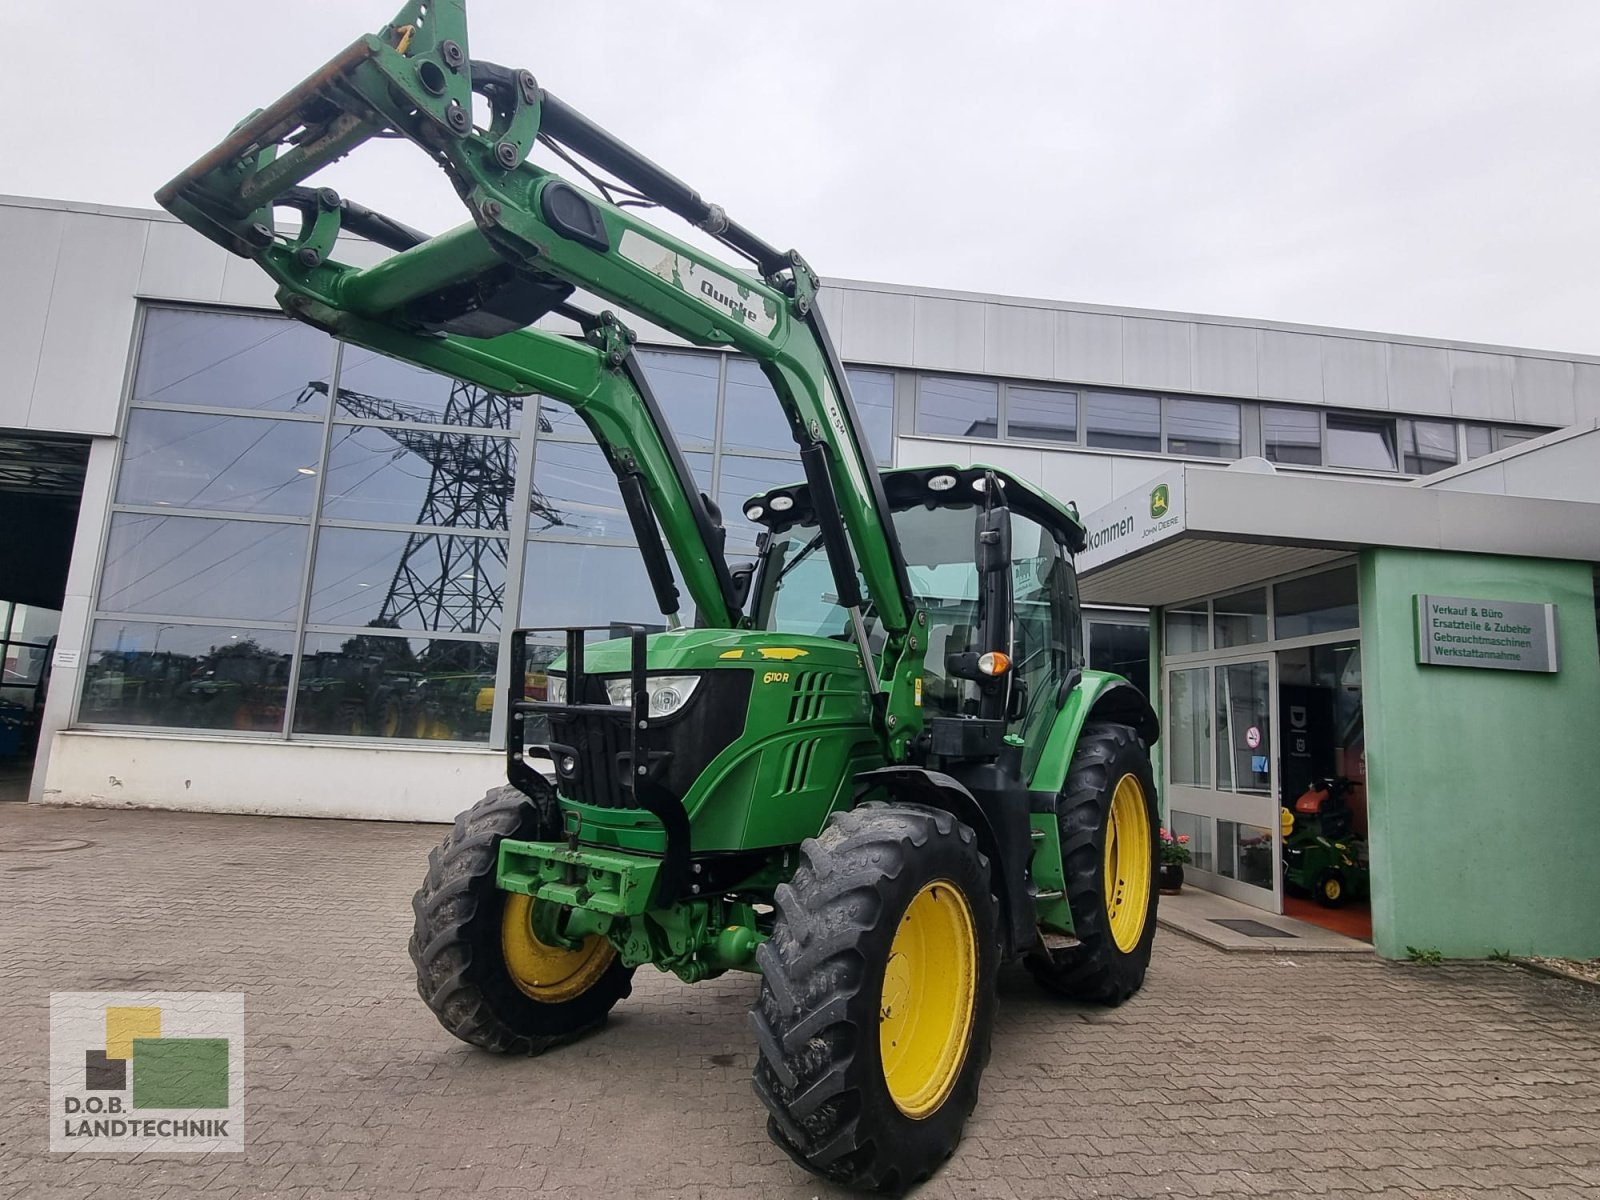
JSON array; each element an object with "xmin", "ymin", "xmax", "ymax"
[
  {"xmin": 1282, "ymin": 777, "xmax": 1370, "ymax": 907},
  {"xmin": 159, "ymin": 6, "xmax": 1164, "ymax": 1186},
  {"xmin": 82, "ymin": 649, "xmax": 195, "ymax": 722},
  {"xmin": 297, "ymin": 378, "xmax": 561, "ymax": 636},
  {"xmin": 296, "ymin": 647, "xmax": 422, "ymax": 737},
  {"xmin": 174, "ymin": 639, "xmax": 292, "ymax": 731}
]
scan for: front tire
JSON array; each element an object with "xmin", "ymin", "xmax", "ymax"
[
  {"xmin": 751, "ymin": 804, "xmax": 1000, "ymax": 1193},
  {"xmin": 409, "ymin": 784, "xmax": 634, "ymax": 1054},
  {"xmin": 1027, "ymin": 722, "xmax": 1159, "ymax": 1005}
]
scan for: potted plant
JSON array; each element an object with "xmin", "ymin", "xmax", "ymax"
[{"xmin": 1159, "ymin": 827, "xmax": 1191, "ymax": 894}]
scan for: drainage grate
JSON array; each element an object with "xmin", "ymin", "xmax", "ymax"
[{"xmin": 1210, "ymin": 918, "xmax": 1298, "ymax": 938}]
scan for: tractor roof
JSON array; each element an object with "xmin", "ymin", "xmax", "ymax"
[{"xmin": 744, "ymin": 463, "xmax": 1087, "ymax": 553}]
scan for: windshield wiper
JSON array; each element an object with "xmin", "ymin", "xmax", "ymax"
[{"xmin": 777, "ymin": 531, "xmax": 827, "ymax": 583}]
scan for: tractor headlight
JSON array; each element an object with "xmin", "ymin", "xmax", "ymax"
[
  {"xmin": 604, "ymin": 674, "xmax": 700, "ymax": 718},
  {"xmin": 545, "ymin": 675, "xmax": 566, "ymax": 704}
]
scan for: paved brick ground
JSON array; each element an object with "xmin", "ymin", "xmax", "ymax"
[{"xmin": 2, "ymin": 802, "xmax": 1598, "ymax": 1199}]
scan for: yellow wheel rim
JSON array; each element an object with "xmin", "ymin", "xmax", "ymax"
[
  {"xmin": 1104, "ymin": 774, "xmax": 1153, "ymax": 954},
  {"xmin": 1324, "ymin": 877, "xmax": 1342, "ymax": 901},
  {"xmin": 500, "ymin": 893, "xmax": 615, "ymax": 1003},
  {"xmin": 878, "ymin": 880, "xmax": 977, "ymax": 1119}
]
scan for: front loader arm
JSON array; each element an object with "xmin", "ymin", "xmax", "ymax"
[
  {"xmin": 272, "ymin": 242, "xmax": 742, "ymax": 629},
  {"xmin": 157, "ymin": 0, "xmax": 925, "ymax": 755}
]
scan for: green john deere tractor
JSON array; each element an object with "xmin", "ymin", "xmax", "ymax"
[{"xmin": 158, "ymin": 4, "xmax": 1162, "ymax": 1189}]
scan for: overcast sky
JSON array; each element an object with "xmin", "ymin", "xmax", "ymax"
[{"xmin": 12, "ymin": 1, "xmax": 1600, "ymax": 353}]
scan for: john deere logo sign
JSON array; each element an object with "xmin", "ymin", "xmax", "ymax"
[
  {"xmin": 1150, "ymin": 484, "xmax": 1170, "ymax": 519},
  {"xmin": 50, "ymin": 992, "xmax": 244, "ymax": 1152}
]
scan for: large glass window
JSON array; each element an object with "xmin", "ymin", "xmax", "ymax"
[
  {"xmin": 1086, "ymin": 615, "xmax": 1149, "ymax": 695},
  {"xmin": 321, "ymin": 425, "xmax": 516, "ymax": 528},
  {"xmin": 1213, "ymin": 588, "xmax": 1267, "ymax": 648},
  {"xmin": 1326, "ymin": 415, "xmax": 1397, "ymax": 471},
  {"xmin": 80, "ymin": 620, "xmax": 294, "ymax": 733},
  {"xmin": 520, "ymin": 542, "xmax": 668, "ymax": 632},
  {"xmin": 1263, "ymin": 407, "xmax": 1321, "ymax": 466},
  {"xmin": 1400, "ymin": 419, "xmax": 1457, "ymax": 475},
  {"xmin": 845, "ymin": 368, "xmax": 895, "ymax": 461},
  {"xmin": 308, "ymin": 529, "xmax": 508, "ymax": 634},
  {"xmin": 93, "ymin": 308, "xmax": 912, "ymax": 744},
  {"xmin": 1006, "ymin": 386, "xmax": 1077, "ymax": 443},
  {"xmin": 1085, "ymin": 391, "xmax": 1161, "ymax": 452},
  {"xmin": 1165, "ymin": 603, "xmax": 1210, "ymax": 655},
  {"xmin": 293, "ymin": 633, "xmax": 497, "ymax": 741},
  {"xmin": 1167, "ymin": 667, "xmax": 1211, "ymax": 788},
  {"xmin": 334, "ymin": 351, "xmax": 523, "ymax": 430},
  {"xmin": 1215, "ymin": 660, "xmax": 1271, "ymax": 795},
  {"xmin": 720, "ymin": 358, "xmax": 790, "ymax": 453},
  {"xmin": 98, "ymin": 513, "xmax": 306, "ymax": 623},
  {"xmin": 638, "ymin": 349, "xmax": 718, "ymax": 444},
  {"xmin": 1274, "ymin": 567, "xmax": 1359, "ymax": 640},
  {"xmin": 132, "ymin": 308, "xmax": 333, "ymax": 415},
  {"xmin": 1165, "ymin": 399, "xmax": 1241, "ymax": 458},
  {"xmin": 529, "ymin": 440, "xmax": 629, "ymax": 539},
  {"xmin": 915, "ymin": 377, "xmax": 998, "ymax": 438},
  {"xmin": 1464, "ymin": 423, "xmax": 1552, "ymax": 460},
  {"xmin": 117, "ymin": 411, "xmax": 323, "ymax": 516}
]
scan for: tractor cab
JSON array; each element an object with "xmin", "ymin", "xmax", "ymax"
[{"xmin": 747, "ymin": 463, "xmax": 1086, "ymax": 771}]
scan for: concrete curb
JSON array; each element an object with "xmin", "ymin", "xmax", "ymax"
[{"xmin": 1511, "ymin": 957, "xmax": 1600, "ymax": 990}]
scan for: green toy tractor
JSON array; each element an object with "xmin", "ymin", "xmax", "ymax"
[
  {"xmin": 157, "ymin": 4, "xmax": 1162, "ymax": 1189},
  {"xmin": 1282, "ymin": 778, "xmax": 1370, "ymax": 908}
]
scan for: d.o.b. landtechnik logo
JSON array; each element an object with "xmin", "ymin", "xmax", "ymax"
[{"xmin": 50, "ymin": 992, "xmax": 243, "ymax": 1152}]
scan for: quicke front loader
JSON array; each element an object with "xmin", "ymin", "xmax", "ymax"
[{"xmin": 158, "ymin": 3, "xmax": 1163, "ymax": 1189}]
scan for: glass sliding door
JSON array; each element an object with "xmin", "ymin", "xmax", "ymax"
[{"xmin": 1164, "ymin": 654, "xmax": 1281, "ymax": 910}]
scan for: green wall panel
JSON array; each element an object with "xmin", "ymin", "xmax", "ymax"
[{"xmin": 1360, "ymin": 548, "xmax": 1600, "ymax": 959}]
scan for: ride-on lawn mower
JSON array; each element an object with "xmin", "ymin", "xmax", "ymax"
[
  {"xmin": 157, "ymin": 3, "xmax": 1162, "ymax": 1189},
  {"xmin": 1282, "ymin": 778, "xmax": 1370, "ymax": 908}
]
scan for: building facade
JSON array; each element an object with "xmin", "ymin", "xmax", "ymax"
[{"xmin": 3, "ymin": 194, "xmax": 1597, "ymax": 955}]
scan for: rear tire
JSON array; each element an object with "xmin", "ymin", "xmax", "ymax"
[
  {"xmin": 409, "ymin": 783, "xmax": 634, "ymax": 1054},
  {"xmin": 1027, "ymin": 722, "xmax": 1159, "ymax": 1006},
  {"xmin": 751, "ymin": 804, "xmax": 999, "ymax": 1193}
]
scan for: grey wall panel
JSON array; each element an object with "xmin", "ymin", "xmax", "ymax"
[
  {"xmin": 983, "ymin": 303, "xmax": 1054, "ymax": 379},
  {"xmin": 840, "ymin": 287, "xmax": 915, "ymax": 366},
  {"xmin": 1511, "ymin": 356, "xmax": 1577, "ymax": 426},
  {"xmin": 1052, "ymin": 310, "xmax": 1123, "ymax": 386},
  {"xmin": 912, "ymin": 295, "xmax": 986, "ymax": 373},
  {"xmin": 218, "ymin": 251, "xmax": 279, "ymax": 309},
  {"xmin": 815, "ymin": 285, "xmax": 846, "ymax": 339},
  {"xmin": 0, "ymin": 204, "xmax": 65, "ymax": 430},
  {"xmin": 337, "ymin": 238, "xmax": 393, "ymax": 269},
  {"xmin": 1258, "ymin": 329, "xmax": 1324, "ymax": 403},
  {"xmin": 1386, "ymin": 342, "xmax": 1452, "ymax": 415},
  {"xmin": 969, "ymin": 442, "xmax": 1046, "ymax": 490},
  {"xmin": 1497, "ymin": 436, "xmax": 1600, "ymax": 502},
  {"xmin": 1322, "ymin": 338, "xmax": 1389, "ymax": 410},
  {"xmin": 1122, "ymin": 318, "xmax": 1193, "ymax": 392},
  {"xmin": 1039, "ymin": 448, "xmax": 1115, "ymax": 510},
  {"xmin": 1575, "ymin": 363, "xmax": 1600, "ymax": 422},
  {"xmin": 28, "ymin": 214, "xmax": 147, "ymax": 436},
  {"xmin": 1446, "ymin": 349, "xmax": 1516, "ymax": 420},
  {"xmin": 896, "ymin": 435, "xmax": 975, "ymax": 470},
  {"xmin": 138, "ymin": 221, "xmax": 228, "ymax": 303},
  {"xmin": 1109, "ymin": 456, "xmax": 1173, "ymax": 497},
  {"xmin": 1195, "ymin": 322, "xmax": 1258, "ymax": 397}
]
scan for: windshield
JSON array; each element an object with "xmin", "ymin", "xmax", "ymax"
[{"xmin": 756, "ymin": 504, "xmax": 1080, "ymax": 756}]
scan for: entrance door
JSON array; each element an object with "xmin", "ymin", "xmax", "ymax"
[
  {"xmin": 0, "ymin": 434, "xmax": 90, "ymax": 802},
  {"xmin": 1164, "ymin": 657, "xmax": 1281, "ymax": 910}
]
